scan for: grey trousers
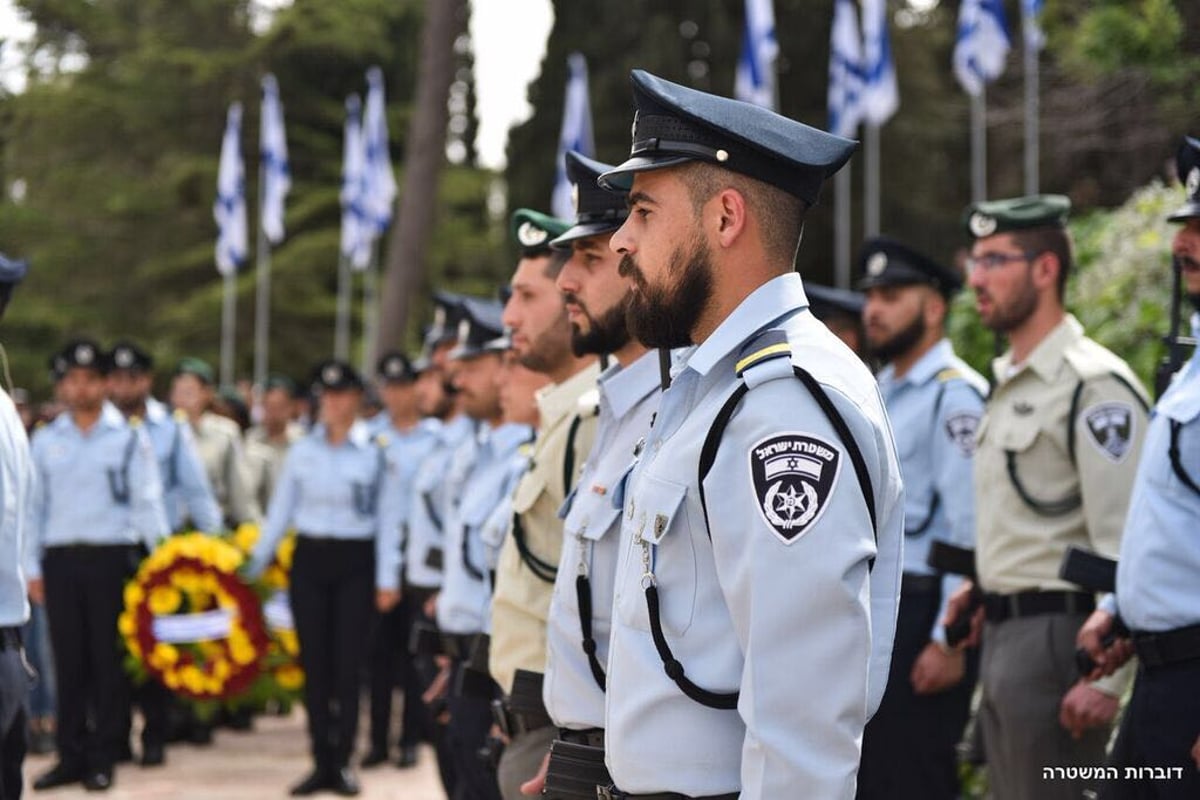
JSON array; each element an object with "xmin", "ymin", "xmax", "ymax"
[
  {"xmin": 979, "ymin": 612, "xmax": 1112, "ymax": 800},
  {"xmin": 497, "ymin": 724, "xmax": 557, "ymax": 800}
]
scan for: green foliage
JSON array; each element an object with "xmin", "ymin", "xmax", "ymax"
[{"xmin": 1054, "ymin": 0, "xmax": 1186, "ymax": 78}]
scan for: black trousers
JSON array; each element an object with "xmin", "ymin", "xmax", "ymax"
[
  {"xmin": 42, "ymin": 544, "xmax": 140, "ymax": 773},
  {"xmin": 445, "ymin": 662, "xmax": 501, "ymax": 800},
  {"xmin": 289, "ymin": 537, "xmax": 374, "ymax": 772},
  {"xmin": 405, "ymin": 585, "xmax": 457, "ymax": 796},
  {"xmin": 857, "ymin": 582, "xmax": 978, "ymax": 800},
  {"xmin": 365, "ymin": 585, "xmax": 426, "ymax": 752},
  {"xmin": 0, "ymin": 635, "xmax": 29, "ymax": 800}
]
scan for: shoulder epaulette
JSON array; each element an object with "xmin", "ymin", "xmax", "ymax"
[
  {"xmin": 935, "ymin": 368, "xmax": 963, "ymax": 383},
  {"xmin": 128, "ymin": 415, "xmax": 143, "ymax": 429},
  {"xmin": 735, "ymin": 330, "xmax": 791, "ymax": 378},
  {"xmin": 577, "ymin": 388, "xmax": 601, "ymax": 416},
  {"xmin": 172, "ymin": 408, "xmax": 188, "ymax": 423},
  {"xmin": 374, "ymin": 432, "xmax": 390, "ymax": 448}
]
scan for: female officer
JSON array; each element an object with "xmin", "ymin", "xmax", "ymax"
[{"xmin": 247, "ymin": 359, "xmax": 403, "ymax": 797}]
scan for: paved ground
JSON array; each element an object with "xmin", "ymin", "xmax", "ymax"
[{"xmin": 22, "ymin": 710, "xmax": 448, "ymax": 800}]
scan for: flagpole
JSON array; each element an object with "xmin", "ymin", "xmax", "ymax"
[
  {"xmin": 864, "ymin": 123, "xmax": 880, "ymax": 237},
  {"xmin": 221, "ymin": 272, "xmax": 236, "ymax": 387},
  {"xmin": 360, "ymin": 240, "xmax": 379, "ymax": 379},
  {"xmin": 971, "ymin": 89, "xmax": 987, "ymax": 202},
  {"xmin": 253, "ymin": 160, "xmax": 271, "ymax": 391},
  {"xmin": 835, "ymin": 164, "xmax": 852, "ymax": 288},
  {"xmin": 334, "ymin": 254, "xmax": 352, "ymax": 361},
  {"xmin": 1023, "ymin": 24, "xmax": 1039, "ymax": 194}
]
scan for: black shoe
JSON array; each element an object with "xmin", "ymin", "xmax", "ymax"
[
  {"xmin": 396, "ymin": 745, "xmax": 418, "ymax": 768},
  {"xmin": 83, "ymin": 770, "xmax": 113, "ymax": 792},
  {"xmin": 33, "ymin": 762, "xmax": 83, "ymax": 791},
  {"xmin": 140, "ymin": 743, "xmax": 166, "ymax": 767},
  {"xmin": 116, "ymin": 741, "xmax": 134, "ymax": 763},
  {"xmin": 187, "ymin": 725, "xmax": 213, "ymax": 746},
  {"xmin": 328, "ymin": 768, "xmax": 360, "ymax": 797},
  {"xmin": 289, "ymin": 769, "xmax": 329, "ymax": 796},
  {"xmin": 28, "ymin": 729, "xmax": 56, "ymax": 755},
  {"xmin": 359, "ymin": 748, "xmax": 388, "ymax": 768}
]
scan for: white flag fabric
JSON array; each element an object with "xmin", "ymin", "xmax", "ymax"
[
  {"xmin": 259, "ymin": 74, "xmax": 290, "ymax": 244},
  {"xmin": 550, "ymin": 53, "xmax": 595, "ymax": 221},
  {"xmin": 214, "ymin": 102, "xmax": 248, "ymax": 277},
  {"xmin": 828, "ymin": 0, "xmax": 865, "ymax": 138},
  {"xmin": 1021, "ymin": 0, "xmax": 1045, "ymax": 52},
  {"xmin": 734, "ymin": 0, "xmax": 779, "ymax": 110},
  {"xmin": 860, "ymin": 0, "xmax": 899, "ymax": 126},
  {"xmin": 361, "ymin": 66, "xmax": 398, "ymax": 240},
  {"xmin": 339, "ymin": 94, "xmax": 368, "ymax": 266},
  {"xmin": 954, "ymin": 0, "xmax": 1011, "ymax": 97}
]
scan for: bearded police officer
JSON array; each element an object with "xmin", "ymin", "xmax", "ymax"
[
  {"xmin": 1075, "ymin": 137, "xmax": 1200, "ymax": 799},
  {"xmin": 595, "ymin": 70, "xmax": 904, "ymax": 799},
  {"xmin": 491, "ymin": 210, "xmax": 600, "ymax": 800},
  {"xmin": 855, "ymin": 238, "xmax": 986, "ymax": 800},
  {"xmin": 944, "ymin": 195, "xmax": 1150, "ymax": 800}
]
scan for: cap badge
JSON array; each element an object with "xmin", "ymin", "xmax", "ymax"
[
  {"xmin": 571, "ymin": 183, "xmax": 581, "ymax": 215},
  {"xmin": 385, "ymin": 360, "xmax": 402, "ymax": 378},
  {"xmin": 969, "ymin": 212, "xmax": 997, "ymax": 238},
  {"xmin": 322, "ymin": 364, "xmax": 341, "ymax": 385},
  {"xmin": 114, "ymin": 348, "xmax": 134, "ymax": 368},
  {"xmin": 75, "ymin": 344, "xmax": 94, "ymax": 365},
  {"xmin": 630, "ymin": 110, "xmax": 639, "ymax": 146},
  {"xmin": 1187, "ymin": 167, "xmax": 1200, "ymax": 199},
  {"xmin": 866, "ymin": 252, "xmax": 888, "ymax": 277},
  {"xmin": 517, "ymin": 221, "xmax": 548, "ymax": 247},
  {"xmin": 715, "ymin": 149, "xmax": 729, "ymax": 163},
  {"xmin": 456, "ymin": 318, "xmax": 472, "ymax": 345}
]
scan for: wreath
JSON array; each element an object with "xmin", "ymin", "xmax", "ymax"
[{"xmin": 228, "ymin": 523, "xmax": 303, "ymax": 699}]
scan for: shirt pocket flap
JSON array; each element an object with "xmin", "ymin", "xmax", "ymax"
[
  {"xmin": 995, "ymin": 419, "xmax": 1039, "ymax": 453},
  {"xmin": 639, "ymin": 474, "xmax": 688, "ymax": 545},
  {"xmin": 511, "ymin": 469, "xmax": 546, "ymax": 515},
  {"xmin": 577, "ymin": 500, "xmax": 622, "ymax": 542}
]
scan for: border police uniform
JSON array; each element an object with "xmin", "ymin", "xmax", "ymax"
[
  {"xmin": 595, "ymin": 70, "xmax": 905, "ymax": 800},
  {"xmin": 29, "ymin": 341, "xmax": 169, "ymax": 791},
  {"xmin": 854, "ymin": 238, "xmax": 987, "ymax": 799},
  {"xmin": 965, "ymin": 197, "xmax": 1150, "ymax": 800},
  {"xmin": 1097, "ymin": 138, "xmax": 1200, "ymax": 800},
  {"xmin": 246, "ymin": 360, "xmax": 405, "ymax": 795},
  {"xmin": 489, "ymin": 209, "xmax": 601, "ymax": 800},
  {"xmin": 246, "ymin": 375, "xmax": 304, "ymax": 513}
]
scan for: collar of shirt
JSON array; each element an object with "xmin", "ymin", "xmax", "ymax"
[
  {"xmin": 877, "ymin": 338, "xmax": 956, "ymax": 395},
  {"xmin": 992, "ymin": 313, "xmax": 1083, "ymax": 386},
  {"xmin": 143, "ymin": 397, "xmax": 172, "ymax": 426},
  {"xmin": 55, "ymin": 401, "xmax": 127, "ymax": 435},
  {"xmin": 682, "ymin": 272, "xmax": 809, "ymax": 378},
  {"xmin": 439, "ymin": 414, "xmax": 476, "ymax": 446},
  {"xmin": 487, "ymin": 421, "xmax": 534, "ymax": 455},
  {"xmin": 535, "ymin": 361, "xmax": 602, "ymax": 428},
  {"xmin": 601, "ymin": 350, "xmax": 662, "ymax": 420}
]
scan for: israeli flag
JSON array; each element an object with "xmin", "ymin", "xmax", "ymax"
[
  {"xmin": 550, "ymin": 53, "xmax": 594, "ymax": 221},
  {"xmin": 734, "ymin": 0, "xmax": 778, "ymax": 110},
  {"xmin": 954, "ymin": 0, "xmax": 1012, "ymax": 97},
  {"xmin": 828, "ymin": 0, "xmax": 865, "ymax": 138},
  {"xmin": 1021, "ymin": 0, "xmax": 1045, "ymax": 51},
  {"xmin": 360, "ymin": 67, "xmax": 398, "ymax": 239},
  {"xmin": 214, "ymin": 102, "xmax": 248, "ymax": 277},
  {"xmin": 259, "ymin": 74, "xmax": 290, "ymax": 245},
  {"xmin": 860, "ymin": 0, "xmax": 899, "ymax": 126},
  {"xmin": 339, "ymin": 94, "xmax": 368, "ymax": 266}
]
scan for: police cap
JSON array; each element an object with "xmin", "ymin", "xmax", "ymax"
[
  {"xmin": 109, "ymin": 340, "xmax": 153, "ymax": 373},
  {"xmin": 310, "ymin": 359, "xmax": 364, "ymax": 393},
  {"xmin": 56, "ymin": 338, "xmax": 109, "ymax": 376},
  {"xmin": 511, "ymin": 208, "xmax": 571, "ymax": 258},
  {"xmin": 550, "ymin": 151, "xmax": 629, "ymax": 249},
  {"xmin": 963, "ymin": 195, "xmax": 1071, "ymax": 240},
  {"xmin": 377, "ymin": 351, "xmax": 416, "ymax": 384},
  {"xmin": 448, "ymin": 297, "xmax": 505, "ymax": 361},
  {"xmin": 1168, "ymin": 136, "xmax": 1200, "ymax": 223},
  {"xmin": 856, "ymin": 237, "xmax": 962, "ymax": 297}
]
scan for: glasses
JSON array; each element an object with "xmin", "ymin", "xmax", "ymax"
[{"xmin": 966, "ymin": 251, "xmax": 1040, "ymax": 273}]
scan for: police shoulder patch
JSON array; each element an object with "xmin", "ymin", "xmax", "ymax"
[
  {"xmin": 944, "ymin": 411, "xmax": 980, "ymax": 457},
  {"xmin": 749, "ymin": 432, "xmax": 841, "ymax": 545},
  {"xmin": 1083, "ymin": 401, "xmax": 1134, "ymax": 463}
]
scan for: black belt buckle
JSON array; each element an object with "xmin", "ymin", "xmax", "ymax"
[
  {"xmin": 596, "ymin": 787, "xmax": 622, "ymax": 800},
  {"xmin": 1134, "ymin": 633, "xmax": 1165, "ymax": 668},
  {"xmin": 544, "ymin": 738, "xmax": 611, "ymax": 799}
]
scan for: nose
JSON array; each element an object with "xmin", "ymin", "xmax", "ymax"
[
  {"xmin": 609, "ymin": 216, "xmax": 634, "ymax": 256},
  {"xmin": 967, "ymin": 262, "xmax": 986, "ymax": 291},
  {"xmin": 501, "ymin": 292, "xmax": 519, "ymax": 330},
  {"xmin": 556, "ymin": 255, "xmax": 581, "ymax": 295}
]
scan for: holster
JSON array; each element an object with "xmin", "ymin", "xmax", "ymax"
[
  {"xmin": 455, "ymin": 634, "xmax": 496, "ymax": 699},
  {"xmin": 544, "ymin": 738, "xmax": 612, "ymax": 800},
  {"xmin": 408, "ymin": 619, "xmax": 441, "ymax": 656}
]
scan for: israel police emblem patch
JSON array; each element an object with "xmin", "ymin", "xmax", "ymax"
[
  {"xmin": 1084, "ymin": 402, "xmax": 1134, "ymax": 463},
  {"xmin": 944, "ymin": 412, "xmax": 980, "ymax": 457},
  {"xmin": 749, "ymin": 433, "xmax": 841, "ymax": 545}
]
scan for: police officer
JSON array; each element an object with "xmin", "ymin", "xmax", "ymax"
[
  {"xmin": 434, "ymin": 303, "xmax": 530, "ymax": 800},
  {"xmin": 107, "ymin": 341, "xmax": 222, "ymax": 535},
  {"xmin": 0, "ymin": 255, "xmax": 34, "ymax": 799},
  {"xmin": 169, "ymin": 358, "xmax": 260, "ymax": 527},
  {"xmin": 361, "ymin": 351, "xmax": 441, "ymax": 770},
  {"xmin": 855, "ymin": 237, "xmax": 986, "ymax": 799},
  {"xmin": 491, "ymin": 209, "xmax": 600, "ymax": 800},
  {"xmin": 246, "ymin": 360, "xmax": 404, "ymax": 797},
  {"xmin": 1075, "ymin": 137, "xmax": 1200, "ymax": 799},
  {"xmin": 245, "ymin": 374, "xmax": 304, "ymax": 511},
  {"xmin": 944, "ymin": 195, "xmax": 1150, "ymax": 800},
  {"xmin": 523, "ymin": 151, "xmax": 661, "ymax": 798},
  {"xmin": 596, "ymin": 70, "xmax": 904, "ymax": 799},
  {"xmin": 28, "ymin": 339, "xmax": 169, "ymax": 792}
]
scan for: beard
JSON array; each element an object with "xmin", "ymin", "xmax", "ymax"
[
  {"xmin": 979, "ymin": 271, "xmax": 1038, "ymax": 333},
  {"xmin": 566, "ymin": 292, "xmax": 632, "ymax": 357},
  {"xmin": 621, "ymin": 234, "xmax": 714, "ymax": 349},
  {"xmin": 518, "ymin": 312, "xmax": 575, "ymax": 374},
  {"xmin": 867, "ymin": 312, "xmax": 926, "ymax": 364}
]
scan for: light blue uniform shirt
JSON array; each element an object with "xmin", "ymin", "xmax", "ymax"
[
  {"xmin": 1109, "ymin": 313, "xmax": 1200, "ymax": 632},
  {"xmin": 435, "ymin": 422, "xmax": 531, "ymax": 636},
  {"xmin": 877, "ymin": 339, "xmax": 986, "ymax": 642},
  {"xmin": 544, "ymin": 350, "xmax": 661, "ymax": 731},
  {"xmin": 405, "ymin": 415, "xmax": 477, "ymax": 590},
  {"xmin": 378, "ymin": 417, "xmax": 442, "ymax": 531},
  {"xmin": 248, "ymin": 421, "xmax": 405, "ymax": 591},
  {"xmin": 0, "ymin": 389, "xmax": 34, "ymax": 627},
  {"xmin": 141, "ymin": 398, "xmax": 221, "ymax": 533},
  {"xmin": 27, "ymin": 402, "xmax": 169, "ymax": 580},
  {"xmin": 603, "ymin": 273, "xmax": 904, "ymax": 799}
]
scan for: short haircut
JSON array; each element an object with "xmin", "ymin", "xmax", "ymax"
[
  {"xmin": 542, "ymin": 247, "xmax": 571, "ymax": 279},
  {"xmin": 676, "ymin": 162, "xmax": 808, "ymax": 267},
  {"xmin": 1011, "ymin": 226, "xmax": 1074, "ymax": 301}
]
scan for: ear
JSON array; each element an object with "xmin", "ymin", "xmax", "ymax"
[
  {"xmin": 712, "ymin": 187, "xmax": 748, "ymax": 249},
  {"xmin": 923, "ymin": 290, "xmax": 946, "ymax": 327},
  {"xmin": 1032, "ymin": 251, "xmax": 1059, "ymax": 292}
]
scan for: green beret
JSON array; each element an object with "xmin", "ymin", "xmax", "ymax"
[
  {"xmin": 264, "ymin": 373, "xmax": 296, "ymax": 394},
  {"xmin": 510, "ymin": 208, "xmax": 571, "ymax": 256},
  {"xmin": 174, "ymin": 357, "xmax": 215, "ymax": 385},
  {"xmin": 963, "ymin": 194, "xmax": 1071, "ymax": 239}
]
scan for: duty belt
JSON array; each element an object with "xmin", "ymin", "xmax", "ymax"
[
  {"xmin": 983, "ymin": 590, "xmax": 1095, "ymax": 623},
  {"xmin": 596, "ymin": 788, "xmax": 738, "ymax": 800},
  {"xmin": 438, "ymin": 632, "xmax": 479, "ymax": 660},
  {"xmin": 900, "ymin": 573, "xmax": 941, "ymax": 595},
  {"xmin": 492, "ymin": 669, "xmax": 552, "ymax": 738},
  {"xmin": 1131, "ymin": 623, "xmax": 1200, "ymax": 668},
  {"xmin": 543, "ymin": 735, "xmax": 610, "ymax": 800},
  {"xmin": 0, "ymin": 627, "xmax": 22, "ymax": 651}
]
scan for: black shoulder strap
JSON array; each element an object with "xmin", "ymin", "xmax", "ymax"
[
  {"xmin": 1169, "ymin": 420, "xmax": 1200, "ymax": 497},
  {"xmin": 563, "ymin": 413, "xmax": 585, "ymax": 498},
  {"xmin": 510, "ymin": 511, "xmax": 557, "ymax": 583},
  {"xmin": 167, "ymin": 420, "xmax": 182, "ymax": 490},
  {"xmin": 106, "ymin": 429, "xmax": 139, "ymax": 505},
  {"xmin": 575, "ymin": 574, "xmax": 606, "ymax": 691}
]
